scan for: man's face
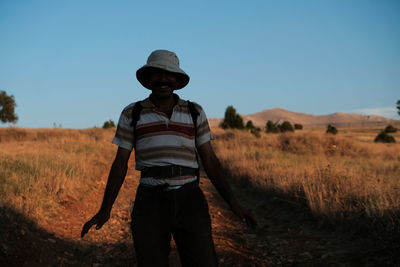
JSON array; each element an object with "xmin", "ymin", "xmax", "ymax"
[{"xmin": 148, "ymin": 69, "xmax": 179, "ymax": 99}]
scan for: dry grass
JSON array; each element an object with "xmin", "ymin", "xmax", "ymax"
[
  {"xmin": 1, "ymin": 126, "xmax": 399, "ymax": 239},
  {"xmin": 211, "ymin": 127, "xmax": 400, "ymax": 236},
  {"xmin": 0, "ymin": 127, "xmax": 125, "ymax": 224}
]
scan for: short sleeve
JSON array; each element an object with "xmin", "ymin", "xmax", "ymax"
[
  {"xmin": 112, "ymin": 103, "xmax": 136, "ymax": 151},
  {"xmin": 195, "ymin": 105, "xmax": 214, "ymax": 147}
]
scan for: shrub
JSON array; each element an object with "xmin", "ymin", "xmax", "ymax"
[
  {"xmin": 384, "ymin": 124, "xmax": 397, "ymax": 133},
  {"xmin": 266, "ymin": 120, "xmax": 279, "ymax": 133},
  {"xmin": 250, "ymin": 128, "xmax": 261, "ymax": 138},
  {"xmin": 374, "ymin": 131, "xmax": 396, "ymax": 143},
  {"xmin": 294, "ymin": 124, "xmax": 303, "ymax": 130},
  {"xmin": 102, "ymin": 120, "xmax": 116, "ymax": 129},
  {"xmin": 326, "ymin": 124, "xmax": 338, "ymax": 135},
  {"xmin": 219, "ymin": 106, "xmax": 244, "ymax": 129},
  {"xmin": 279, "ymin": 121, "xmax": 294, "ymax": 132}
]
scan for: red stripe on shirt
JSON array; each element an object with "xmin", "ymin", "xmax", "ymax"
[{"xmin": 136, "ymin": 123, "xmax": 195, "ymax": 139}]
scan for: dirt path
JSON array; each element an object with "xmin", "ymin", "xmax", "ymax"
[{"xmin": 1, "ymin": 172, "xmax": 394, "ymax": 266}]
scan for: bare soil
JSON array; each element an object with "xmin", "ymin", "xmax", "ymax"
[{"xmin": 1, "ymin": 172, "xmax": 398, "ymax": 266}]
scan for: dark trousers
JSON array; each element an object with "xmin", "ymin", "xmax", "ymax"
[{"xmin": 130, "ymin": 182, "xmax": 219, "ymax": 267}]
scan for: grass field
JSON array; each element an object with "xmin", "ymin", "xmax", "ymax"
[
  {"xmin": 212, "ymin": 127, "xmax": 400, "ymax": 241},
  {"xmin": 1, "ymin": 126, "xmax": 399, "ymax": 241},
  {"xmin": 0, "ymin": 128, "xmax": 122, "ymax": 225}
]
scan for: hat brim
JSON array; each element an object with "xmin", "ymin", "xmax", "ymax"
[{"xmin": 136, "ymin": 66, "xmax": 190, "ymax": 90}]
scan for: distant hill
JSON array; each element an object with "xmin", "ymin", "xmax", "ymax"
[{"xmin": 209, "ymin": 108, "xmax": 400, "ymax": 129}]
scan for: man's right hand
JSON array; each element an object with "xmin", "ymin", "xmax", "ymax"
[{"xmin": 81, "ymin": 210, "xmax": 110, "ymax": 238}]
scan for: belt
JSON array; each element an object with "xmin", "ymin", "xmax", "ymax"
[
  {"xmin": 140, "ymin": 179, "xmax": 198, "ymax": 192},
  {"xmin": 140, "ymin": 165, "xmax": 198, "ymax": 178}
]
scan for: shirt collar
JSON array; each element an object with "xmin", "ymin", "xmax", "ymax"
[{"xmin": 141, "ymin": 94, "xmax": 186, "ymax": 108}]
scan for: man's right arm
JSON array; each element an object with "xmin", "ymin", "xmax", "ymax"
[{"xmin": 81, "ymin": 146, "xmax": 131, "ymax": 238}]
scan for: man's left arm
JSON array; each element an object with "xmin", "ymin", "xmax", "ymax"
[{"xmin": 197, "ymin": 141, "xmax": 258, "ymax": 228}]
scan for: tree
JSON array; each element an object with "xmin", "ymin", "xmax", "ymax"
[
  {"xmin": 326, "ymin": 124, "xmax": 338, "ymax": 135},
  {"xmin": 219, "ymin": 106, "xmax": 244, "ymax": 129},
  {"xmin": 266, "ymin": 120, "xmax": 279, "ymax": 133},
  {"xmin": 246, "ymin": 120, "xmax": 255, "ymax": 130},
  {"xmin": 0, "ymin": 90, "xmax": 18, "ymax": 123},
  {"xmin": 103, "ymin": 120, "xmax": 116, "ymax": 129},
  {"xmin": 279, "ymin": 121, "xmax": 294, "ymax": 132},
  {"xmin": 397, "ymin": 100, "xmax": 400, "ymax": 116}
]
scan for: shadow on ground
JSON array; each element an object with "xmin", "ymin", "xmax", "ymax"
[
  {"xmin": 0, "ymin": 205, "xmax": 135, "ymax": 266},
  {"xmin": 2, "ymin": 170, "xmax": 400, "ymax": 267},
  {"xmin": 0, "ymin": 192, "xmax": 264, "ymax": 267},
  {"xmin": 222, "ymin": 167, "xmax": 400, "ymax": 266}
]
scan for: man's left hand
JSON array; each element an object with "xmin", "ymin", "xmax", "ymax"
[{"xmin": 231, "ymin": 203, "xmax": 258, "ymax": 229}]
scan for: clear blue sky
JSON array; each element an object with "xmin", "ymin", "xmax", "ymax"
[{"xmin": 1, "ymin": 0, "xmax": 399, "ymax": 128}]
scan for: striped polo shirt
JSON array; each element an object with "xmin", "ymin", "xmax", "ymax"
[{"xmin": 112, "ymin": 94, "xmax": 213, "ymax": 189}]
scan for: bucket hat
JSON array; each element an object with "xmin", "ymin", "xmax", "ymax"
[{"xmin": 136, "ymin": 50, "xmax": 190, "ymax": 90}]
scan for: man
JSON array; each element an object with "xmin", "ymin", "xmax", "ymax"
[{"xmin": 81, "ymin": 49, "xmax": 257, "ymax": 266}]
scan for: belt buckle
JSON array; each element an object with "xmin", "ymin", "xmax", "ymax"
[
  {"xmin": 160, "ymin": 166, "xmax": 173, "ymax": 177},
  {"xmin": 173, "ymin": 165, "xmax": 181, "ymax": 177},
  {"xmin": 167, "ymin": 165, "xmax": 181, "ymax": 177},
  {"xmin": 176, "ymin": 166, "xmax": 182, "ymax": 177}
]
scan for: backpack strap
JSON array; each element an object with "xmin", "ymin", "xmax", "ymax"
[
  {"xmin": 187, "ymin": 100, "xmax": 201, "ymax": 183},
  {"xmin": 130, "ymin": 101, "xmax": 143, "ymax": 150},
  {"xmin": 187, "ymin": 101, "xmax": 200, "ymax": 145}
]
